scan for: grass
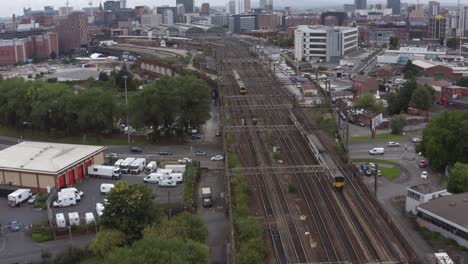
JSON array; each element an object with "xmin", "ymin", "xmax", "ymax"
[
  {"xmin": 349, "ymin": 133, "xmax": 408, "ymax": 143},
  {"xmin": 352, "ymin": 158, "xmax": 400, "ymax": 166},
  {"xmin": 0, "ymin": 127, "xmax": 145, "ymax": 146},
  {"xmin": 380, "ymin": 167, "xmax": 401, "ymax": 181}
]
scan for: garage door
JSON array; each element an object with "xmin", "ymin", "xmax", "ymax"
[
  {"xmin": 68, "ymin": 170, "xmax": 75, "ymax": 186},
  {"xmin": 85, "ymin": 160, "xmax": 92, "ymax": 176},
  {"xmin": 57, "ymin": 175, "xmax": 66, "ymax": 189},
  {"xmin": 77, "ymin": 165, "xmax": 84, "ymax": 181}
]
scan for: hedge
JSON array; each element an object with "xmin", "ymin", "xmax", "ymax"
[{"xmin": 183, "ymin": 161, "xmax": 200, "ymax": 210}]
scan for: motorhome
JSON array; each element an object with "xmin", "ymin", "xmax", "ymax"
[
  {"xmin": 57, "ymin": 189, "xmax": 81, "ymax": 201},
  {"xmin": 130, "ymin": 158, "xmax": 146, "ymax": 174},
  {"xmin": 145, "ymin": 161, "xmax": 157, "ymax": 173},
  {"xmin": 8, "ymin": 189, "xmax": 32, "ymax": 207},
  {"xmin": 53, "ymin": 193, "xmax": 77, "ymax": 207},
  {"xmin": 60, "ymin": 188, "xmax": 84, "ymax": 199},
  {"xmin": 56, "ymin": 213, "xmax": 66, "ymax": 228},
  {"xmin": 168, "ymin": 173, "xmax": 184, "ymax": 184},
  {"xmin": 100, "ymin": 183, "xmax": 115, "ymax": 194},
  {"xmin": 120, "ymin": 157, "xmax": 136, "ymax": 174}
]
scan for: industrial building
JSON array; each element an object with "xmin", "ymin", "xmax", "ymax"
[
  {"xmin": 294, "ymin": 25, "xmax": 358, "ymax": 63},
  {"xmin": 0, "ymin": 142, "xmax": 105, "ymax": 193},
  {"xmin": 405, "ymin": 183, "xmax": 449, "ymax": 215}
]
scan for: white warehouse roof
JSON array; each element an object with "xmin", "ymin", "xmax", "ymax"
[{"xmin": 0, "ymin": 141, "xmax": 105, "ymax": 174}]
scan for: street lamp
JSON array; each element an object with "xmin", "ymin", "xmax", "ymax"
[{"xmin": 123, "ymin": 75, "xmax": 131, "ymax": 144}]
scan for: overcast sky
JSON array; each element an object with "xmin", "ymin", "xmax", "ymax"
[{"xmin": 1, "ymin": 0, "xmax": 460, "ymax": 17}]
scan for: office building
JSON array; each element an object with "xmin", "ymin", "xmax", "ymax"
[
  {"xmin": 228, "ymin": 0, "xmax": 236, "ymax": 14},
  {"xmin": 355, "ymin": 0, "xmax": 367, "ymax": 10},
  {"xmin": 211, "ymin": 14, "xmax": 229, "ymax": 27},
  {"xmin": 429, "ymin": 1, "xmax": 440, "ymax": 17},
  {"xmin": 120, "ymin": 0, "xmax": 127, "ymax": 9},
  {"xmin": 104, "ymin": 1, "xmax": 121, "ymax": 11},
  {"xmin": 56, "ymin": 11, "xmax": 88, "ymax": 53},
  {"xmin": 428, "ymin": 15, "xmax": 446, "ymax": 39},
  {"xmin": 244, "ymin": 0, "xmax": 251, "ymax": 13},
  {"xmin": 257, "ymin": 14, "xmax": 280, "ymax": 29},
  {"xmin": 294, "ymin": 25, "xmax": 358, "ymax": 62},
  {"xmin": 59, "ymin": 6, "xmax": 73, "ymax": 16},
  {"xmin": 459, "ymin": 6, "xmax": 468, "ymax": 37},
  {"xmin": 387, "ymin": 0, "xmax": 400, "ymax": 15},
  {"xmin": 141, "ymin": 14, "xmax": 162, "ymax": 26},
  {"xmin": 201, "ymin": 3, "xmax": 210, "ymax": 15},
  {"xmin": 163, "ymin": 9, "xmax": 175, "ymax": 25},
  {"xmin": 176, "ymin": 0, "xmax": 194, "ymax": 13},
  {"xmin": 229, "ymin": 14, "xmax": 256, "ymax": 33}
]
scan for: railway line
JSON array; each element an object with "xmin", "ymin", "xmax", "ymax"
[{"xmin": 218, "ymin": 38, "xmax": 417, "ymax": 263}]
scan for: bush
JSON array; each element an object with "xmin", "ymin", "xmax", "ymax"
[
  {"xmin": 31, "ymin": 224, "xmax": 53, "ymax": 242},
  {"xmin": 182, "ymin": 162, "xmax": 200, "ymax": 209}
]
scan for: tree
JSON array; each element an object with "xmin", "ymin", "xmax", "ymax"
[
  {"xmin": 447, "ymin": 163, "xmax": 468, "ymax": 194},
  {"xmin": 409, "ymin": 86, "xmax": 433, "ymax": 110},
  {"xmin": 354, "ymin": 93, "xmax": 376, "ymax": 111},
  {"xmin": 402, "ymin": 60, "xmax": 420, "ymax": 79},
  {"xmin": 389, "ymin": 37, "xmax": 399, "ymax": 50},
  {"xmin": 386, "ymin": 91, "xmax": 401, "ymax": 115},
  {"xmin": 456, "ymin": 77, "xmax": 468, "ymax": 87},
  {"xmin": 89, "ymin": 229, "xmax": 126, "ymax": 257},
  {"xmin": 390, "ymin": 115, "xmax": 406, "ymax": 135},
  {"xmin": 100, "ymin": 182, "xmax": 159, "ymax": 242},
  {"xmin": 421, "ymin": 111, "xmax": 468, "ymax": 170},
  {"xmin": 113, "ymin": 64, "xmax": 135, "ymax": 91},
  {"xmin": 144, "ymin": 213, "xmax": 208, "ymax": 243},
  {"xmin": 98, "ymin": 71, "xmax": 110, "ymax": 82},
  {"xmin": 104, "ymin": 236, "xmax": 209, "ymax": 264},
  {"xmin": 398, "ymin": 78, "xmax": 417, "ymax": 111}
]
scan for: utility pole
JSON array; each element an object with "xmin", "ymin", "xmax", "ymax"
[{"xmin": 123, "ymin": 75, "xmax": 131, "ymax": 144}]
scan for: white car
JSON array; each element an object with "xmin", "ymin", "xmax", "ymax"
[
  {"xmin": 388, "ymin": 141, "xmax": 400, "ymax": 147},
  {"xmin": 421, "ymin": 171, "xmax": 428, "ymax": 179},
  {"xmin": 412, "ymin": 137, "xmax": 423, "ymax": 143},
  {"xmin": 211, "ymin": 155, "xmax": 224, "ymax": 161},
  {"xmin": 177, "ymin": 158, "xmax": 192, "ymax": 164}
]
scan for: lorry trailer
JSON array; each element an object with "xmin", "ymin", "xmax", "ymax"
[{"xmin": 87, "ymin": 165, "xmax": 121, "ymax": 179}]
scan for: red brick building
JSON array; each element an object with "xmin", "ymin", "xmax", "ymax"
[
  {"xmin": 56, "ymin": 11, "xmax": 89, "ymax": 53},
  {"xmin": 0, "ymin": 32, "xmax": 58, "ymax": 66},
  {"xmin": 285, "ymin": 16, "xmax": 321, "ymax": 36},
  {"xmin": 441, "ymin": 85, "xmax": 468, "ymax": 100},
  {"xmin": 413, "ymin": 60, "xmax": 463, "ymax": 82},
  {"xmin": 352, "ymin": 75, "xmax": 379, "ymax": 95},
  {"xmin": 257, "ymin": 14, "xmax": 280, "ymax": 30}
]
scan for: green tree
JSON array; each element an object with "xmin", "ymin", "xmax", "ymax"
[
  {"xmin": 100, "ymin": 182, "xmax": 159, "ymax": 242},
  {"xmin": 145, "ymin": 212, "xmax": 208, "ymax": 243},
  {"xmin": 113, "ymin": 64, "xmax": 135, "ymax": 91},
  {"xmin": 390, "ymin": 115, "xmax": 406, "ymax": 135},
  {"xmin": 389, "ymin": 37, "xmax": 399, "ymax": 50},
  {"xmin": 398, "ymin": 78, "xmax": 417, "ymax": 111},
  {"xmin": 402, "ymin": 60, "xmax": 420, "ymax": 79},
  {"xmin": 98, "ymin": 71, "xmax": 110, "ymax": 82},
  {"xmin": 447, "ymin": 163, "xmax": 468, "ymax": 194},
  {"xmin": 409, "ymin": 86, "xmax": 433, "ymax": 110},
  {"xmin": 104, "ymin": 236, "xmax": 209, "ymax": 264},
  {"xmin": 89, "ymin": 229, "xmax": 126, "ymax": 257},
  {"xmin": 421, "ymin": 111, "xmax": 468, "ymax": 170},
  {"xmin": 0, "ymin": 78, "xmax": 32, "ymax": 129},
  {"xmin": 456, "ymin": 77, "xmax": 468, "ymax": 87},
  {"xmin": 354, "ymin": 93, "xmax": 376, "ymax": 111},
  {"xmin": 386, "ymin": 91, "xmax": 401, "ymax": 115}
]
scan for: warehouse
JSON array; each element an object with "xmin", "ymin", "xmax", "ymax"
[{"xmin": 0, "ymin": 142, "xmax": 106, "ymax": 193}]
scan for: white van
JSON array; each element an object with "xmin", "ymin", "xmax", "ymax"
[
  {"xmin": 159, "ymin": 179, "xmax": 176, "ymax": 188},
  {"xmin": 60, "ymin": 188, "xmax": 84, "ymax": 199},
  {"xmin": 100, "ymin": 183, "xmax": 115, "ymax": 194},
  {"xmin": 143, "ymin": 173, "xmax": 166, "ymax": 184},
  {"xmin": 56, "ymin": 213, "xmax": 66, "ymax": 228},
  {"xmin": 53, "ymin": 193, "xmax": 77, "ymax": 207},
  {"xmin": 84, "ymin": 212, "xmax": 95, "ymax": 224},
  {"xmin": 369, "ymin": 147, "xmax": 385, "ymax": 155},
  {"xmin": 145, "ymin": 161, "xmax": 157, "ymax": 173},
  {"xmin": 168, "ymin": 173, "xmax": 184, "ymax": 184},
  {"xmin": 68, "ymin": 212, "xmax": 80, "ymax": 226}
]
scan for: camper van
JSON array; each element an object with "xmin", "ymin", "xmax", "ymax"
[
  {"xmin": 100, "ymin": 183, "xmax": 115, "ymax": 194},
  {"xmin": 53, "ymin": 193, "xmax": 77, "ymax": 207},
  {"xmin": 68, "ymin": 212, "xmax": 80, "ymax": 226},
  {"xmin": 56, "ymin": 213, "xmax": 66, "ymax": 228},
  {"xmin": 8, "ymin": 189, "xmax": 32, "ymax": 207},
  {"xmin": 145, "ymin": 161, "xmax": 157, "ymax": 173},
  {"xmin": 168, "ymin": 173, "xmax": 184, "ymax": 184},
  {"xmin": 143, "ymin": 173, "xmax": 166, "ymax": 184},
  {"xmin": 369, "ymin": 148, "xmax": 385, "ymax": 155}
]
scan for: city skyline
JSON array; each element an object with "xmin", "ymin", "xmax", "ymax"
[{"xmin": 1, "ymin": 0, "xmax": 464, "ymax": 17}]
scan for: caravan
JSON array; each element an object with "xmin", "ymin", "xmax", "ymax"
[
  {"xmin": 100, "ymin": 183, "xmax": 115, "ymax": 194},
  {"xmin": 68, "ymin": 212, "xmax": 80, "ymax": 226},
  {"xmin": 143, "ymin": 173, "xmax": 166, "ymax": 184},
  {"xmin": 165, "ymin": 164, "xmax": 186, "ymax": 173},
  {"xmin": 85, "ymin": 212, "xmax": 95, "ymax": 224},
  {"xmin": 53, "ymin": 193, "xmax": 77, "ymax": 207},
  {"xmin": 55, "ymin": 213, "xmax": 66, "ymax": 228},
  {"xmin": 168, "ymin": 173, "xmax": 184, "ymax": 184}
]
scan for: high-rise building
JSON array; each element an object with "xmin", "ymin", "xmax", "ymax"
[
  {"xmin": 343, "ymin": 4, "xmax": 356, "ymax": 13},
  {"xmin": 229, "ymin": 14, "xmax": 256, "ymax": 33},
  {"xmin": 228, "ymin": 0, "xmax": 236, "ymax": 14},
  {"xmin": 265, "ymin": 0, "xmax": 273, "ymax": 11},
  {"xmin": 141, "ymin": 14, "xmax": 162, "ymax": 26},
  {"xmin": 176, "ymin": 0, "xmax": 194, "ymax": 13},
  {"xmin": 104, "ymin": 1, "xmax": 121, "ymax": 12},
  {"xmin": 201, "ymin": 3, "xmax": 210, "ymax": 15},
  {"xmin": 428, "ymin": 15, "xmax": 446, "ymax": 39},
  {"xmin": 59, "ymin": 6, "xmax": 73, "ymax": 16},
  {"xmin": 294, "ymin": 25, "xmax": 358, "ymax": 62},
  {"xmin": 244, "ymin": 0, "xmax": 251, "ymax": 13},
  {"xmin": 429, "ymin": 1, "xmax": 440, "ymax": 17},
  {"xmin": 162, "ymin": 9, "xmax": 175, "ymax": 25},
  {"xmin": 461, "ymin": 6, "xmax": 468, "ymax": 37},
  {"xmin": 260, "ymin": 0, "xmax": 266, "ymax": 10},
  {"xmin": 355, "ymin": 0, "xmax": 367, "ymax": 10},
  {"xmin": 56, "ymin": 12, "xmax": 88, "ymax": 53},
  {"xmin": 120, "ymin": 0, "xmax": 127, "ymax": 9},
  {"xmin": 387, "ymin": 0, "xmax": 400, "ymax": 15}
]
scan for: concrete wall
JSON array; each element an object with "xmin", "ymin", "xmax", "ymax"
[
  {"xmin": 20, "ymin": 172, "xmax": 37, "ymax": 188},
  {"xmin": 38, "ymin": 174, "xmax": 55, "ymax": 191},
  {"xmin": 3, "ymin": 171, "xmax": 20, "ymax": 186}
]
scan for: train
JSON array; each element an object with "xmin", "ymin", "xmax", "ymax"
[{"xmin": 233, "ymin": 70, "xmax": 247, "ymax": 95}]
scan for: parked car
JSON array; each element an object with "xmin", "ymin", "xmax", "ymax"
[
  {"xmin": 191, "ymin": 134, "xmax": 201, "ymax": 140},
  {"xmin": 211, "ymin": 155, "xmax": 224, "ymax": 161},
  {"xmin": 195, "ymin": 151, "xmax": 206, "ymax": 156},
  {"xmin": 27, "ymin": 194, "xmax": 39, "ymax": 204},
  {"xmin": 178, "ymin": 158, "xmax": 192, "ymax": 164},
  {"xmin": 421, "ymin": 171, "xmax": 428, "ymax": 179},
  {"xmin": 412, "ymin": 137, "xmax": 422, "ymax": 143},
  {"xmin": 388, "ymin": 141, "xmax": 400, "ymax": 147},
  {"xmin": 8, "ymin": 221, "xmax": 20, "ymax": 232},
  {"xmin": 130, "ymin": 147, "xmax": 142, "ymax": 153},
  {"xmin": 158, "ymin": 151, "xmax": 172, "ymax": 155},
  {"xmin": 419, "ymin": 160, "xmax": 428, "ymax": 168},
  {"xmin": 106, "ymin": 153, "xmax": 119, "ymax": 158}
]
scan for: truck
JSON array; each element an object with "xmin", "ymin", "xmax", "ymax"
[
  {"xmin": 87, "ymin": 165, "xmax": 121, "ymax": 179},
  {"xmin": 53, "ymin": 193, "xmax": 77, "ymax": 207},
  {"xmin": 168, "ymin": 173, "xmax": 184, "ymax": 184},
  {"xmin": 145, "ymin": 161, "xmax": 157, "ymax": 173},
  {"xmin": 165, "ymin": 164, "xmax": 186, "ymax": 173},
  {"xmin": 120, "ymin": 157, "xmax": 136, "ymax": 174},
  {"xmin": 114, "ymin": 159, "xmax": 124, "ymax": 167},
  {"xmin": 143, "ymin": 173, "xmax": 166, "ymax": 184},
  {"xmin": 202, "ymin": 187, "xmax": 212, "ymax": 208},
  {"xmin": 8, "ymin": 189, "xmax": 32, "ymax": 207},
  {"xmin": 60, "ymin": 188, "xmax": 84, "ymax": 199},
  {"xmin": 68, "ymin": 212, "xmax": 80, "ymax": 226},
  {"xmin": 130, "ymin": 158, "xmax": 146, "ymax": 174},
  {"xmin": 55, "ymin": 213, "xmax": 66, "ymax": 228}
]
